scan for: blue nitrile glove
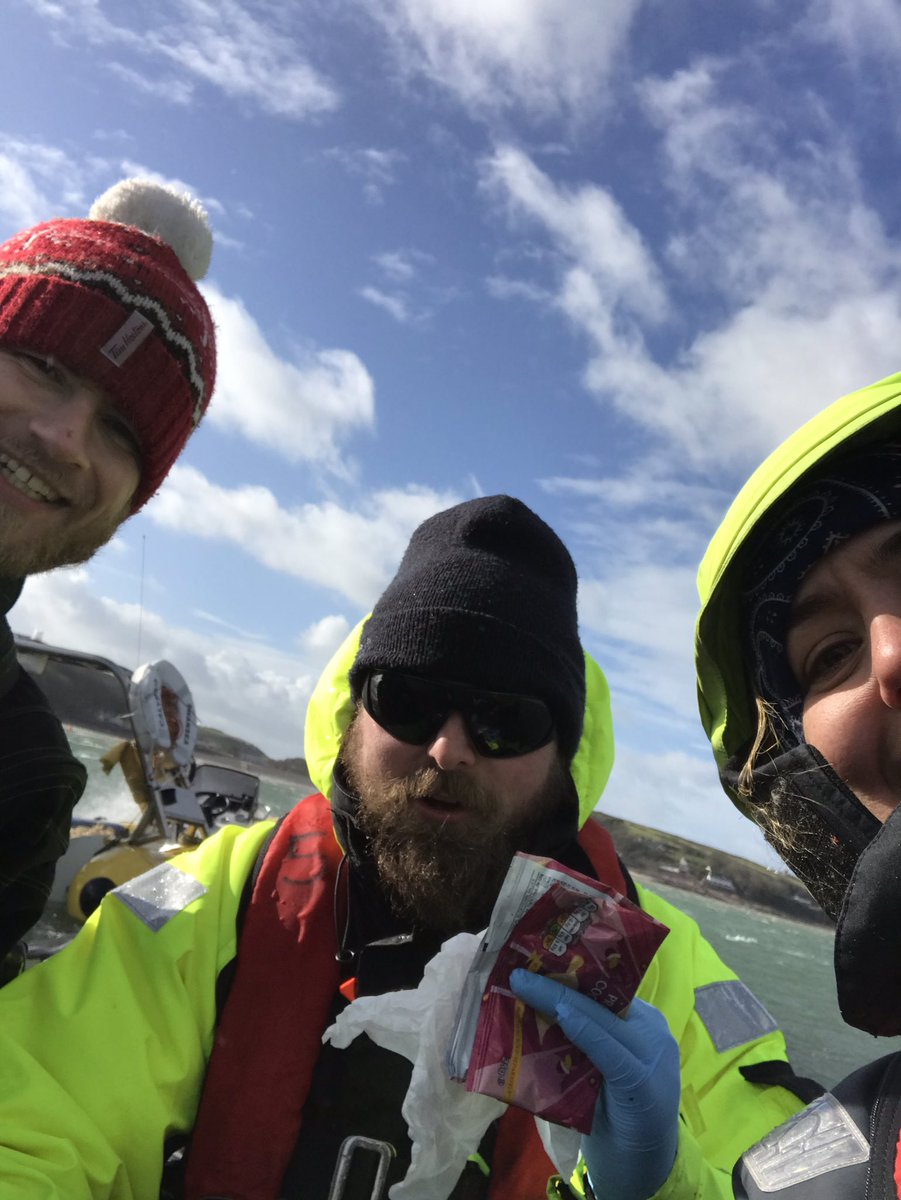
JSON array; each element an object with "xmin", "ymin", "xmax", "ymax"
[{"xmin": 510, "ymin": 969, "xmax": 680, "ymax": 1200}]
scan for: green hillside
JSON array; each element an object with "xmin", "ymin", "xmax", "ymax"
[{"xmin": 599, "ymin": 812, "xmax": 828, "ymax": 925}]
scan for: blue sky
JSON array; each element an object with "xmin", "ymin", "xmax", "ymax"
[{"xmin": 4, "ymin": 0, "xmax": 901, "ymax": 865}]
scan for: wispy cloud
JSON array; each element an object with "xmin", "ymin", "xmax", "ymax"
[
  {"xmin": 145, "ymin": 469, "xmax": 462, "ymax": 608},
  {"xmin": 0, "ymin": 137, "xmax": 234, "ymax": 258},
  {"xmin": 804, "ymin": 0, "xmax": 901, "ymax": 63},
  {"xmin": 485, "ymin": 275, "xmax": 550, "ymax": 304},
  {"xmin": 14, "ymin": 567, "xmax": 340, "ymax": 758},
  {"xmin": 107, "ymin": 62, "xmax": 195, "ymax": 105},
  {"xmin": 23, "ymin": 0, "xmax": 340, "ymax": 120},
  {"xmin": 482, "ymin": 145, "xmax": 668, "ymax": 321},
  {"xmin": 358, "ymin": 286, "xmax": 412, "ymax": 324},
  {"xmin": 323, "ymin": 146, "xmax": 406, "ymax": 203},
  {"xmin": 0, "ymin": 136, "xmax": 87, "ymax": 230},
  {"xmin": 482, "ymin": 78, "xmax": 901, "ymax": 474},
  {"xmin": 203, "ymin": 284, "xmax": 376, "ymax": 471},
  {"xmin": 362, "ymin": 0, "xmax": 642, "ymax": 122},
  {"xmin": 192, "ymin": 609, "xmax": 267, "ymax": 640},
  {"xmin": 360, "ymin": 248, "xmax": 439, "ymax": 323},
  {"xmin": 602, "ymin": 743, "xmax": 777, "ymax": 863},
  {"xmin": 373, "ymin": 249, "xmax": 426, "ymax": 282}
]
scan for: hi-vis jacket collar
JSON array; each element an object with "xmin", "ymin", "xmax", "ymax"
[
  {"xmin": 696, "ymin": 371, "xmax": 901, "ymax": 769},
  {"xmin": 303, "ymin": 617, "xmax": 615, "ymax": 830}
]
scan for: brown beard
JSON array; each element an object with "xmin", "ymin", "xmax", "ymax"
[
  {"xmin": 341, "ymin": 715, "xmax": 573, "ymax": 934},
  {"xmin": 0, "ymin": 432, "xmax": 134, "ymax": 577},
  {"xmin": 0, "ymin": 499, "xmax": 131, "ymax": 577}
]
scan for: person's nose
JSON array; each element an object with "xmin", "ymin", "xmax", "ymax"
[
  {"xmin": 28, "ymin": 389, "xmax": 95, "ymax": 470},
  {"xmin": 427, "ymin": 711, "xmax": 478, "ymax": 770},
  {"xmin": 871, "ymin": 614, "xmax": 901, "ymax": 709}
]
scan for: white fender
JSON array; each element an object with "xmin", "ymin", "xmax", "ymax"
[{"xmin": 129, "ymin": 660, "xmax": 197, "ymax": 770}]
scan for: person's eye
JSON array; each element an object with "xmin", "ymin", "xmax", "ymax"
[
  {"xmin": 14, "ymin": 351, "xmax": 66, "ymax": 385},
  {"xmin": 100, "ymin": 409, "xmax": 141, "ymax": 461},
  {"xmin": 802, "ymin": 637, "xmax": 860, "ymax": 692}
]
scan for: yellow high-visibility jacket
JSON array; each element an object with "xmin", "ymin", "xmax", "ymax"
[{"xmin": 0, "ymin": 626, "xmax": 806, "ymax": 1198}]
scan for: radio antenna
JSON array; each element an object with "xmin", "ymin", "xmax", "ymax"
[{"xmin": 136, "ymin": 534, "xmax": 146, "ymax": 666}]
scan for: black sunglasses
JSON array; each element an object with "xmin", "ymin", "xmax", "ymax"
[{"xmin": 360, "ymin": 670, "xmax": 555, "ymax": 758}]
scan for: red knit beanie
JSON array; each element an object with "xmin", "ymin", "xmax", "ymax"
[{"xmin": 0, "ymin": 178, "xmax": 216, "ymax": 511}]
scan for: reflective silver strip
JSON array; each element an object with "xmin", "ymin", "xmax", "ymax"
[
  {"xmin": 742, "ymin": 1092, "xmax": 870, "ymax": 1191},
  {"xmin": 112, "ymin": 863, "xmax": 207, "ymax": 931},
  {"xmin": 694, "ymin": 979, "xmax": 778, "ymax": 1051}
]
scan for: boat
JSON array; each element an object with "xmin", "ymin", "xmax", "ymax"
[{"xmin": 15, "ymin": 634, "xmax": 263, "ymax": 927}]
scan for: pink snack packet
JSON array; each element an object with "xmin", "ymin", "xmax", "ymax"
[{"xmin": 464, "ymin": 862, "xmax": 669, "ymax": 1133}]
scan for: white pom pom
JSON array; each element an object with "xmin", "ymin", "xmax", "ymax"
[{"xmin": 89, "ymin": 178, "xmax": 213, "ymax": 281}]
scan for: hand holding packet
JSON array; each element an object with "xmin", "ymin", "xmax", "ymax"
[{"xmin": 447, "ymin": 853, "xmax": 669, "ymax": 1134}]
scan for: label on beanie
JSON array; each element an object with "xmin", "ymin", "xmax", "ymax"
[{"xmin": 101, "ymin": 310, "xmax": 154, "ymax": 365}]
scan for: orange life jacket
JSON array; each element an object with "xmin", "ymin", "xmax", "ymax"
[{"xmin": 186, "ymin": 793, "xmax": 626, "ymax": 1200}]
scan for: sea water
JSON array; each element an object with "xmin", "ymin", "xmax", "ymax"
[
  {"xmin": 642, "ymin": 876, "xmax": 901, "ymax": 1088},
  {"xmin": 55, "ymin": 728, "xmax": 901, "ymax": 1089}
]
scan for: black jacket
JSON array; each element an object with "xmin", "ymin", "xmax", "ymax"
[{"xmin": 0, "ymin": 578, "xmax": 86, "ymax": 961}]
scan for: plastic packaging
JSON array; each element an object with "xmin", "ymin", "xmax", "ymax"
[{"xmin": 456, "ymin": 855, "xmax": 669, "ymax": 1133}]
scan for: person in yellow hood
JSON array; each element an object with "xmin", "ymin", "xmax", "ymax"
[
  {"xmin": 0, "ymin": 496, "xmax": 806, "ymax": 1199},
  {"xmin": 696, "ymin": 372, "xmax": 901, "ymax": 1197}
]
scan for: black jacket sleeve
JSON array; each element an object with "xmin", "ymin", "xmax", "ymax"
[{"xmin": 0, "ymin": 665, "xmax": 87, "ymax": 958}]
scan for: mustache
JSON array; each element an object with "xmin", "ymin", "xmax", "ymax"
[{"xmin": 380, "ymin": 766, "xmax": 496, "ymax": 814}]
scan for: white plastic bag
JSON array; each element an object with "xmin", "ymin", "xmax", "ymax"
[{"xmin": 323, "ymin": 932, "xmax": 506, "ymax": 1200}]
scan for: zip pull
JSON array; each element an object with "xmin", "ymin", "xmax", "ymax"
[{"xmin": 327, "ymin": 1135, "xmax": 395, "ymax": 1200}]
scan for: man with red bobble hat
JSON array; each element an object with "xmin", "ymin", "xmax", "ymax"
[{"xmin": 0, "ymin": 177, "xmax": 217, "ymax": 968}]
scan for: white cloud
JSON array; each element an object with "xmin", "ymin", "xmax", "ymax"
[
  {"xmin": 0, "ymin": 137, "xmax": 87, "ymax": 231},
  {"xmin": 12, "ymin": 567, "xmax": 329, "ymax": 758},
  {"xmin": 301, "ymin": 614, "xmax": 352, "ymax": 656},
  {"xmin": 374, "ymin": 249, "xmax": 427, "ymax": 282},
  {"xmin": 0, "ymin": 137, "xmax": 226, "ymax": 243},
  {"xmin": 361, "ymin": 249, "xmax": 442, "ymax": 323},
  {"xmin": 483, "ymin": 90, "xmax": 901, "ymax": 473},
  {"xmin": 485, "ymin": 275, "xmax": 550, "ymax": 304},
  {"xmin": 804, "ymin": 0, "xmax": 901, "ymax": 63},
  {"xmin": 145, "ymin": 468, "xmax": 462, "ymax": 608},
  {"xmin": 580, "ymin": 563, "xmax": 701, "ymax": 733},
  {"xmin": 482, "ymin": 145, "xmax": 668, "ymax": 322},
  {"xmin": 107, "ymin": 62, "xmax": 195, "ymax": 105},
  {"xmin": 541, "ymin": 469, "xmax": 728, "ymax": 526},
  {"xmin": 23, "ymin": 0, "xmax": 339, "ymax": 120},
  {"xmin": 358, "ymin": 286, "xmax": 412, "ymax": 324},
  {"xmin": 203, "ymin": 284, "xmax": 376, "ymax": 469},
  {"xmin": 324, "ymin": 147, "xmax": 406, "ymax": 203},
  {"xmin": 192, "ymin": 609, "xmax": 266, "ymax": 640},
  {"xmin": 157, "ymin": 0, "xmax": 339, "ymax": 119},
  {"xmin": 600, "ymin": 743, "xmax": 776, "ymax": 866},
  {"xmin": 365, "ymin": 0, "xmax": 642, "ymax": 121}
]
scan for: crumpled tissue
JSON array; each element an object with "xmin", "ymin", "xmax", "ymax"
[{"xmin": 323, "ymin": 932, "xmax": 580, "ymax": 1199}]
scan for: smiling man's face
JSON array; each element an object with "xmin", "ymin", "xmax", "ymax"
[{"xmin": 0, "ymin": 349, "xmax": 141, "ymax": 576}]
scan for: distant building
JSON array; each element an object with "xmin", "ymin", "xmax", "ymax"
[
  {"xmin": 659, "ymin": 855, "xmax": 692, "ymax": 876},
  {"xmin": 702, "ymin": 865, "xmax": 737, "ymax": 893}
]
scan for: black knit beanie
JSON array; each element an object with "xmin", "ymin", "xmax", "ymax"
[{"xmin": 349, "ymin": 495, "xmax": 586, "ymax": 760}]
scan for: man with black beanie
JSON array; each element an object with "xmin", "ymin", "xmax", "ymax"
[{"xmin": 0, "ymin": 496, "xmax": 811, "ymax": 1200}]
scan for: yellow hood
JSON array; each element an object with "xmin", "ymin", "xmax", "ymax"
[
  {"xmin": 304, "ymin": 617, "xmax": 615, "ymax": 828},
  {"xmin": 696, "ymin": 370, "xmax": 901, "ymax": 771}
]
